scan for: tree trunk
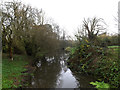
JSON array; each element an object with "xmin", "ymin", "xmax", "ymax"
[
  {"xmin": 9, "ymin": 47, "xmax": 13, "ymax": 60},
  {"xmin": 8, "ymin": 38, "xmax": 13, "ymax": 60}
]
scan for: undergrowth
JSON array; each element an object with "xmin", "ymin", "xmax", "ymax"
[{"xmin": 67, "ymin": 40, "xmax": 120, "ymax": 88}]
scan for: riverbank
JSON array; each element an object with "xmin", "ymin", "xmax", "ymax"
[
  {"xmin": 2, "ymin": 53, "xmax": 36, "ymax": 88},
  {"xmin": 67, "ymin": 45, "xmax": 120, "ymax": 88}
]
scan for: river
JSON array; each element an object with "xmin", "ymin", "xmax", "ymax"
[{"xmin": 27, "ymin": 53, "xmax": 95, "ymax": 88}]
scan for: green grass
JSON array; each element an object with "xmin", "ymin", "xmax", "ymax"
[
  {"xmin": 108, "ymin": 45, "xmax": 120, "ymax": 48},
  {"xmin": 2, "ymin": 54, "xmax": 29, "ymax": 88},
  {"xmin": 108, "ymin": 45, "xmax": 120, "ymax": 54}
]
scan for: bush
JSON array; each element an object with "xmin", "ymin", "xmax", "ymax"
[
  {"xmin": 90, "ymin": 81, "xmax": 110, "ymax": 89},
  {"xmin": 67, "ymin": 38, "xmax": 120, "ymax": 88},
  {"xmin": 65, "ymin": 47, "xmax": 71, "ymax": 52}
]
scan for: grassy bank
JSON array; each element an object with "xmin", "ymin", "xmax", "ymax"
[{"xmin": 2, "ymin": 53, "xmax": 33, "ymax": 88}]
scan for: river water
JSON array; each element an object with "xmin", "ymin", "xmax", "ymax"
[{"xmin": 28, "ymin": 53, "xmax": 95, "ymax": 88}]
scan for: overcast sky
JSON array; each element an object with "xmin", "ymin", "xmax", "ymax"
[{"xmin": 2, "ymin": 0, "xmax": 120, "ymax": 37}]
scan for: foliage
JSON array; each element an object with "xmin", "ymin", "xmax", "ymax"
[
  {"xmin": 70, "ymin": 47, "xmax": 77, "ymax": 55},
  {"xmin": 2, "ymin": 1, "xmax": 31, "ymax": 59},
  {"xmin": 94, "ymin": 46, "xmax": 120, "ymax": 88},
  {"xmin": 68, "ymin": 37, "xmax": 120, "ymax": 88},
  {"xmin": 65, "ymin": 47, "xmax": 71, "ymax": 52},
  {"xmin": 90, "ymin": 81, "xmax": 110, "ymax": 89},
  {"xmin": 68, "ymin": 17, "xmax": 120, "ymax": 88},
  {"xmin": 98, "ymin": 34, "xmax": 119, "ymax": 46},
  {"xmin": 2, "ymin": 1, "xmax": 62, "ymax": 61},
  {"xmin": 68, "ymin": 38, "xmax": 106, "ymax": 72}
]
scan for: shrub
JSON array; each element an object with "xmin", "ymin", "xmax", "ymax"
[
  {"xmin": 68, "ymin": 38, "xmax": 120, "ymax": 88},
  {"xmin": 90, "ymin": 81, "xmax": 110, "ymax": 89}
]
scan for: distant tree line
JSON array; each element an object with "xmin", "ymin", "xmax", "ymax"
[{"xmin": 98, "ymin": 34, "xmax": 119, "ymax": 46}]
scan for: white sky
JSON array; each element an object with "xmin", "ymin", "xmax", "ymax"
[{"xmin": 2, "ymin": 0, "xmax": 120, "ymax": 37}]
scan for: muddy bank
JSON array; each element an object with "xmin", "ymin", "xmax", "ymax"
[{"xmin": 20, "ymin": 64, "xmax": 36, "ymax": 88}]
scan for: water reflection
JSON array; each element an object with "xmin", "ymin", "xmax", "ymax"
[
  {"xmin": 30, "ymin": 58, "xmax": 61, "ymax": 88},
  {"xmin": 28, "ymin": 53, "xmax": 94, "ymax": 88},
  {"xmin": 56, "ymin": 68, "xmax": 79, "ymax": 88}
]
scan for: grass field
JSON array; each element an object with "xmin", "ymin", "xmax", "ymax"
[
  {"xmin": 2, "ymin": 54, "xmax": 29, "ymax": 88},
  {"xmin": 108, "ymin": 45, "xmax": 120, "ymax": 48},
  {"xmin": 108, "ymin": 45, "xmax": 120, "ymax": 53}
]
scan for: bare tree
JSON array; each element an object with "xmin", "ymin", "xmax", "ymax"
[
  {"xmin": 2, "ymin": 1, "xmax": 33, "ymax": 59},
  {"xmin": 2, "ymin": 1, "xmax": 61, "ymax": 60},
  {"xmin": 76, "ymin": 17, "xmax": 107, "ymax": 43}
]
